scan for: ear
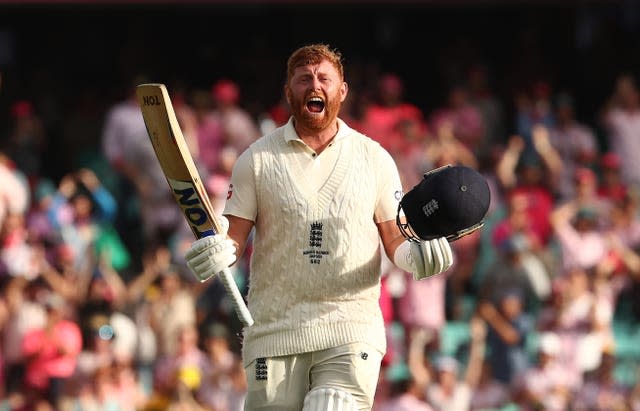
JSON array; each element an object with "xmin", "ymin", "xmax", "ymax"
[
  {"xmin": 284, "ymin": 84, "xmax": 292, "ymax": 106},
  {"xmin": 340, "ymin": 81, "xmax": 349, "ymax": 103}
]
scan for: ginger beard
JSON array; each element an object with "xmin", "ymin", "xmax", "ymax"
[{"xmin": 288, "ymin": 88, "xmax": 343, "ymax": 132}]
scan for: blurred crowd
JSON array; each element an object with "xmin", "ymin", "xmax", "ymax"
[{"xmin": 0, "ymin": 59, "xmax": 639, "ymax": 411}]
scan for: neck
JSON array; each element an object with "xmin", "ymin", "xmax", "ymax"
[{"xmin": 295, "ymin": 119, "xmax": 339, "ymax": 153}]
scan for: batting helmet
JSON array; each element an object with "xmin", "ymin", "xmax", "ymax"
[{"xmin": 397, "ymin": 164, "xmax": 490, "ymax": 242}]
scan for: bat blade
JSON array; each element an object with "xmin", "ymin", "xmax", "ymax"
[{"xmin": 136, "ymin": 83, "xmax": 254, "ymax": 327}]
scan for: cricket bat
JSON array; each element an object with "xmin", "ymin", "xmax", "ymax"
[{"xmin": 136, "ymin": 83, "xmax": 254, "ymax": 327}]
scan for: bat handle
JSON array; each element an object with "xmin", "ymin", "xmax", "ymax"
[{"xmin": 219, "ymin": 267, "xmax": 254, "ymax": 327}]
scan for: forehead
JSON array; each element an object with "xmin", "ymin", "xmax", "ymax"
[{"xmin": 291, "ymin": 60, "xmax": 341, "ymax": 78}]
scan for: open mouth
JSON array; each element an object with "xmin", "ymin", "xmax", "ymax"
[{"xmin": 306, "ymin": 96, "xmax": 325, "ymax": 113}]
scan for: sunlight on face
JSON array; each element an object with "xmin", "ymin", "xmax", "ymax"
[{"xmin": 285, "ymin": 60, "xmax": 347, "ymax": 132}]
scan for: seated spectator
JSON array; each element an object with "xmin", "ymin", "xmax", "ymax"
[
  {"xmin": 375, "ymin": 374, "xmax": 434, "ymax": 411},
  {"xmin": 537, "ymin": 267, "xmax": 600, "ymax": 387},
  {"xmin": 153, "ymin": 323, "xmax": 208, "ymax": 408},
  {"xmin": 414, "ymin": 317, "xmax": 486, "ymax": 411},
  {"xmin": 197, "ymin": 322, "xmax": 245, "ymax": 411},
  {"xmin": 512, "ymin": 332, "xmax": 576, "ymax": 411},
  {"xmin": 470, "ymin": 360, "xmax": 513, "ymax": 411},
  {"xmin": 572, "ymin": 350, "xmax": 631, "ymax": 411}
]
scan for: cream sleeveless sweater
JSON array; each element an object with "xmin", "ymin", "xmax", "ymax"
[{"xmin": 239, "ymin": 122, "xmax": 396, "ymax": 365}]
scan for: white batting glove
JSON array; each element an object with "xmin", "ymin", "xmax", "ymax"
[
  {"xmin": 394, "ymin": 237, "xmax": 454, "ymax": 280},
  {"xmin": 185, "ymin": 216, "xmax": 237, "ymax": 282}
]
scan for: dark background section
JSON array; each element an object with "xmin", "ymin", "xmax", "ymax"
[{"xmin": 0, "ymin": 1, "xmax": 638, "ymax": 178}]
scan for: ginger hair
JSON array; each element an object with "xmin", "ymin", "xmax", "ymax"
[{"xmin": 286, "ymin": 43, "xmax": 344, "ymax": 82}]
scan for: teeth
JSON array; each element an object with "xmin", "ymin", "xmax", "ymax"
[{"xmin": 308, "ymin": 97, "xmax": 323, "ymax": 103}]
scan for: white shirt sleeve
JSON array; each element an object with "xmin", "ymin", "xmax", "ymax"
[
  {"xmin": 374, "ymin": 148, "xmax": 403, "ymax": 224},
  {"xmin": 223, "ymin": 147, "xmax": 258, "ymax": 221}
]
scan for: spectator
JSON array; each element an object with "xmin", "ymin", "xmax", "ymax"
[
  {"xmin": 547, "ymin": 92, "xmax": 599, "ymax": 202},
  {"xmin": 601, "ymin": 73, "xmax": 640, "ymax": 189},
  {"xmin": 1, "ymin": 277, "xmax": 47, "ymax": 397},
  {"xmin": 495, "ymin": 129, "xmax": 560, "ymax": 247},
  {"xmin": 478, "ymin": 234, "xmax": 541, "ymax": 317},
  {"xmin": 598, "ymin": 152, "xmax": 629, "ymax": 204},
  {"xmin": 550, "ymin": 200, "xmax": 610, "ymax": 273},
  {"xmin": 429, "ymin": 84, "xmax": 485, "ymax": 153},
  {"xmin": 478, "ymin": 288, "xmax": 533, "ymax": 385},
  {"xmin": 465, "ymin": 62, "xmax": 507, "ymax": 165},
  {"xmin": 47, "ymin": 168, "xmax": 129, "ymax": 274},
  {"xmin": 0, "ymin": 207, "xmax": 39, "ymax": 281},
  {"xmin": 211, "ymin": 78, "xmax": 261, "ymax": 155},
  {"xmin": 398, "ymin": 263, "xmax": 448, "ymax": 378},
  {"xmin": 21, "ymin": 292, "xmax": 83, "ymax": 408},
  {"xmin": 101, "ymin": 77, "xmax": 182, "ymax": 246},
  {"xmin": 512, "ymin": 331, "xmax": 575, "ymax": 411},
  {"xmin": 25, "ymin": 178, "xmax": 59, "ymax": 247},
  {"xmin": 67, "ymin": 365, "xmax": 122, "ymax": 411},
  {"xmin": 360, "ymin": 72, "xmax": 427, "ymax": 157},
  {"xmin": 572, "ymin": 350, "xmax": 631, "ymax": 410},
  {"xmin": 514, "ymin": 81, "xmax": 556, "ymax": 159},
  {"xmin": 191, "ymin": 86, "xmax": 226, "ymax": 177},
  {"xmin": 197, "ymin": 322, "xmax": 246, "ymax": 411},
  {"xmin": 421, "ymin": 316, "xmax": 486, "ymax": 411},
  {"xmin": 469, "ymin": 360, "xmax": 512, "ymax": 411},
  {"xmin": 537, "ymin": 267, "xmax": 599, "ymax": 388},
  {"xmin": 153, "ymin": 323, "xmax": 209, "ymax": 408},
  {"xmin": 147, "ymin": 265, "xmax": 197, "ymax": 358},
  {"xmin": 3, "ymin": 99, "xmax": 48, "ymax": 185},
  {"xmin": 423, "ymin": 120, "xmax": 479, "ymax": 174},
  {"xmin": 375, "ymin": 374, "xmax": 434, "ymax": 411},
  {"xmin": 572, "ymin": 166, "xmax": 613, "ymax": 221}
]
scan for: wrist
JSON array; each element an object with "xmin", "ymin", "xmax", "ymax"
[{"xmin": 393, "ymin": 240, "xmax": 416, "ymax": 274}]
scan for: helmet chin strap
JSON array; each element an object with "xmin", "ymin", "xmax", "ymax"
[
  {"xmin": 396, "ymin": 202, "xmax": 422, "ymax": 243},
  {"xmin": 396, "ymin": 201, "xmax": 485, "ymax": 243}
]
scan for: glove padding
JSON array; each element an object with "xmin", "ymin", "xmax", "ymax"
[
  {"xmin": 184, "ymin": 216, "xmax": 236, "ymax": 282},
  {"xmin": 410, "ymin": 237, "xmax": 453, "ymax": 280},
  {"xmin": 394, "ymin": 237, "xmax": 453, "ymax": 280}
]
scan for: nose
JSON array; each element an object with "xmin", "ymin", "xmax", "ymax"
[{"xmin": 311, "ymin": 76, "xmax": 322, "ymax": 90}]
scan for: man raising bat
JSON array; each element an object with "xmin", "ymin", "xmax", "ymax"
[{"xmin": 185, "ymin": 43, "xmax": 488, "ymax": 411}]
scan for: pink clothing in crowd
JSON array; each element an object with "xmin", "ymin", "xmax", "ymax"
[
  {"xmin": 514, "ymin": 360, "xmax": 577, "ymax": 411},
  {"xmin": 361, "ymin": 103, "xmax": 426, "ymax": 156},
  {"xmin": 398, "ymin": 272, "xmax": 447, "ymax": 332},
  {"xmin": 21, "ymin": 319, "xmax": 83, "ymax": 389},
  {"xmin": 553, "ymin": 221, "xmax": 609, "ymax": 272},
  {"xmin": 429, "ymin": 104, "xmax": 485, "ymax": 150},
  {"xmin": 377, "ymin": 392, "xmax": 435, "ymax": 411}
]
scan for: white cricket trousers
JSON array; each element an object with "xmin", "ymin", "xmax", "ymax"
[{"xmin": 243, "ymin": 341, "xmax": 383, "ymax": 411}]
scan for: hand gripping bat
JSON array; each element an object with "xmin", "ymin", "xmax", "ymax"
[{"xmin": 136, "ymin": 83, "xmax": 254, "ymax": 327}]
